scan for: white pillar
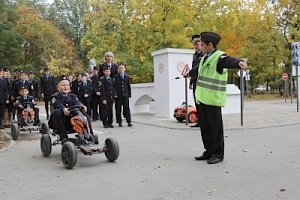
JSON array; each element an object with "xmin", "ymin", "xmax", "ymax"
[{"xmin": 151, "ymin": 48, "xmax": 195, "ymax": 118}]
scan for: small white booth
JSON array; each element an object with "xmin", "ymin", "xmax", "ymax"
[{"xmin": 151, "ymin": 48, "xmax": 241, "ymax": 118}]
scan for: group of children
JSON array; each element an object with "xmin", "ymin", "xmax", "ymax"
[
  {"xmin": 0, "ymin": 51, "xmax": 133, "ymax": 133},
  {"xmin": 0, "ymin": 68, "xmax": 40, "ymax": 129}
]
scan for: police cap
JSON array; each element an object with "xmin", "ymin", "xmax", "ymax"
[
  {"xmin": 191, "ymin": 34, "xmax": 201, "ymax": 43},
  {"xmin": 200, "ymin": 31, "xmax": 221, "ymax": 46}
]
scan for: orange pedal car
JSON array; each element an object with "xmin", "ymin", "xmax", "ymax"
[{"xmin": 173, "ymin": 102, "xmax": 198, "ymax": 123}]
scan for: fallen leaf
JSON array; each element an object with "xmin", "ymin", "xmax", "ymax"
[{"xmin": 280, "ymin": 188, "xmax": 286, "ymax": 192}]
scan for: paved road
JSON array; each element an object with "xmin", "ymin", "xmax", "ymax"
[{"xmin": 1, "ymin": 100, "xmax": 300, "ymax": 200}]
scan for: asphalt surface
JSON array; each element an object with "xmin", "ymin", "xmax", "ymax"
[{"xmin": 0, "ymin": 100, "xmax": 300, "ymax": 200}]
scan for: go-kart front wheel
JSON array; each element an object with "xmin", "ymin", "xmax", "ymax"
[
  {"xmin": 41, "ymin": 134, "xmax": 52, "ymax": 157},
  {"xmin": 11, "ymin": 123, "xmax": 20, "ymax": 140},
  {"xmin": 40, "ymin": 122, "xmax": 50, "ymax": 135},
  {"xmin": 175, "ymin": 117, "xmax": 184, "ymax": 122},
  {"xmin": 104, "ymin": 138, "xmax": 119, "ymax": 162},
  {"xmin": 61, "ymin": 141, "xmax": 77, "ymax": 169}
]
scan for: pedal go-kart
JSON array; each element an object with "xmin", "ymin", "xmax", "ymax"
[
  {"xmin": 40, "ymin": 105, "xmax": 119, "ymax": 169},
  {"xmin": 11, "ymin": 102, "xmax": 49, "ymax": 140},
  {"xmin": 173, "ymin": 102, "xmax": 198, "ymax": 123}
]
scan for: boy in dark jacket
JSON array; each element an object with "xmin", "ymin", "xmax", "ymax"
[
  {"xmin": 114, "ymin": 62, "xmax": 132, "ymax": 127},
  {"xmin": 15, "ymin": 86, "xmax": 40, "ymax": 126}
]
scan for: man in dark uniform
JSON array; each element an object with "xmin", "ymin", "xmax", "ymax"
[
  {"xmin": 114, "ymin": 62, "xmax": 132, "ymax": 127},
  {"xmin": 28, "ymin": 71, "xmax": 39, "ymax": 99},
  {"xmin": 186, "ymin": 32, "xmax": 247, "ymax": 164},
  {"xmin": 14, "ymin": 70, "xmax": 35, "ymax": 98},
  {"xmin": 90, "ymin": 66, "xmax": 102, "ymax": 121},
  {"xmin": 48, "ymin": 77, "xmax": 91, "ymax": 140},
  {"xmin": 71, "ymin": 73, "xmax": 81, "ymax": 96},
  {"xmin": 98, "ymin": 51, "xmax": 118, "ymax": 78},
  {"xmin": 100, "ymin": 67, "xmax": 114, "ymax": 128},
  {"xmin": 77, "ymin": 73, "xmax": 93, "ymax": 117},
  {"xmin": 40, "ymin": 66, "xmax": 56, "ymax": 119},
  {"xmin": 189, "ymin": 34, "xmax": 204, "ymax": 127},
  {"xmin": 0, "ymin": 68, "xmax": 9, "ymax": 129}
]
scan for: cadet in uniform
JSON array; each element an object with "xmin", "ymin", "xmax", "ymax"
[
  {"xmin": 100, "ymin": 67, "xmax": 114, "ymax": 128},
  {"xmin": 90, "ymin": 66, "xmax": 102, "ymax": 121},
  {"xmin": 77, "ymin": 73, "xmax": 93, "ymax": 117},
  {"xmin": 14, "ymin": 70, "xmax": 35, "ymax": 98},
  {"xmin": 28, "ymin": 71, "xmax": 39, "ymax": 99},
  {"xmin": 189, "ymin": 34, "xmax": 204, "ymax": 127},
  {"xmin": 187, "ymin": 32, "xmax": 247, "ymax": 164},
  {"xmin": 0, "ymin": 69, "xmax": 8, "ymax": 129},
  {"xmin": 71, "ymin": 73, "xmax": 81, "ymax": 96},
  {"xmin": 48, "ymin": 77, "xmax": 90, "ymax": 140},
  {"xmin": 3, "ymin": 68, "xmax": 14, "ymax": 127},
  {"xmin": 98, "ymin": 51, "xmax": 118, "ymax": 78},
  {"xmin": 40, "ymin": 67, "xmax": 56, "ymax": 119},
  {"xmin": 15, "ymin": 86, "xmax": 40, "ymax": 126},
  {"xmin": 114, "ymin": 62, "xmax": 132, "ymax": 127}
]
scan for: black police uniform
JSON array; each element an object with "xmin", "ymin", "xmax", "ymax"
[
  {"xmin": 48, "ymin": 93, "xmax": 85, "ymax": 140},
  {"xmin": 40, "ymin": 74, "xmax": 56, "ymax": 119},
  {"xmin": 114, "ymin": 73, "xmax": 132, "ymax": 126},
  {"xmin": 98, "ymin": 62, "xmax": 118, "ymax": 78},
  {"xmin": 90, "ymin": 75, "xmax": 102, "ymax": 121},
  {"xmin": 15, "ymin": 94, "xmax": 40, "ymax": 126},
  {"xmin": 28, "ymin": 78, "xmax": 39, "ymax": 99},
  {"xmin": 71, "ymin": 78, "xmax": 80, "ymax": 96},
  {"xmin": 77, "ymin": 80, "xmax": 93, "ymax": 116},
  {"xmin": 100, "ymin": 75, "xmax": 114, "ymax": 127},
  {"xmin": 0, "ymin": 77, "xmax": 8, "ymax": 128}
]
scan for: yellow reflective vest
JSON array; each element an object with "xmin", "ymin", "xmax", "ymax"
[{"xmin": 195, "ymin": 50, "xmax": 228, "ymax": 107}]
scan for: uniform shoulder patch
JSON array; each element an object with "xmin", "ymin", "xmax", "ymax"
[{"xmin": 51, "ymin": 97, "xmax": 56, "ymax": 104}]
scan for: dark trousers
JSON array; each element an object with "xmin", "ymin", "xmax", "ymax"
[
  {"xmin": 101, "ymin": 101, "xmax": 113, "ymax": 126},
  {"xmin": 48, "ymin": 109, "xmax": 93, "ymax": 139},
  {"xmin": 44, "ymin": 95, "xmax": 53, "ymax": 118},
  {"xmin": 115, "ymin": 97, "xmax": 131, "ymax": 124},
  {"xmin": 91, "ymin": 94, "xmax": 101, "ymax": 120},
  {"xmin": 0, "ymin": 103, "xmax": 5, "ymax": 126},
  {"xmin": 197, "ymin": 102, "xmax": 224, "ymax": 159}
]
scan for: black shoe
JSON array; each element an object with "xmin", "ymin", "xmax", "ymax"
[
  {"xmin": 118, "ymin": 123, "xmax": 123, "ymax": 127},
  {"xmin": 128, "ymin": 123, "xmax": 133, "ymax": 127},
  {"xmin": 109, "ymin": 124, "xmax": 114, "ymax": 128},
  {"xmin": 190, "ymin": 123, "xmax": 200, "ymax": 128},
  {"xmin": 207, "ymin": 157, "xmax": 223, "ymax": 164},
  {"xmin": 195, "ymin": 155, "xmax": 211, "ymax": 161},
  {"xmin": 103, "ymin": 125, "xmax": 109, "ymax": 128}
]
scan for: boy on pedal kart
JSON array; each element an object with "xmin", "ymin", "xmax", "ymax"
[
  {"xmin": 48, "ymin": 76, "xmax": 94, "ymax": 142},
  {"xmin": 14, "ymin": 86, "xmax": 41, "ymax": 126}
]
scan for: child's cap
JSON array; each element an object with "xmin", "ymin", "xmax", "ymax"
[
  {"xmin": 200, "ymin": 32, "xmax": 221, "ymax": 46},
  {"xmin": 19, "ymin": 85, "xmax": 29, "ymax": 91}
]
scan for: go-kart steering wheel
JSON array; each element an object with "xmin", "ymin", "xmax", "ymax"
[{"xmin": 68, "ymin": 104, "xmax": 85, "ymax": 110}]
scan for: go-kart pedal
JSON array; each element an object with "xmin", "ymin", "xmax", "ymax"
[{"xmin": 79, "ymin": 144, "xmax": 92, "ymax": 155}]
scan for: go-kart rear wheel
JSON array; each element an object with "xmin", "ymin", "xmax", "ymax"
[
  {"xmin": 40, "ymin": 122, "xmax": 50, "ymax": 135},
  {"xmin": 104, "ymin": 138, "xmax": 119, "ymax": 162},
  {"xmin": 61, "ymin": 141, "xmax": 77, "ymax": 169},
  {"xmin": 93, "ymin": 135, "xmax": 99, "ymax": 145},
  {"xmin": 41, "ymin": 134, "xmax": 52, "ymax": 157},
  {"xmin": 175, "ymin": 117, "xmax": 184, "ymax": 122},
  {"xmin": 11, "ymin": 123, "xmax": 20, "ymax": 140},
  {"xmin": 188, "ymin": 112, "xmax": 198, "ymax": 123}
]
